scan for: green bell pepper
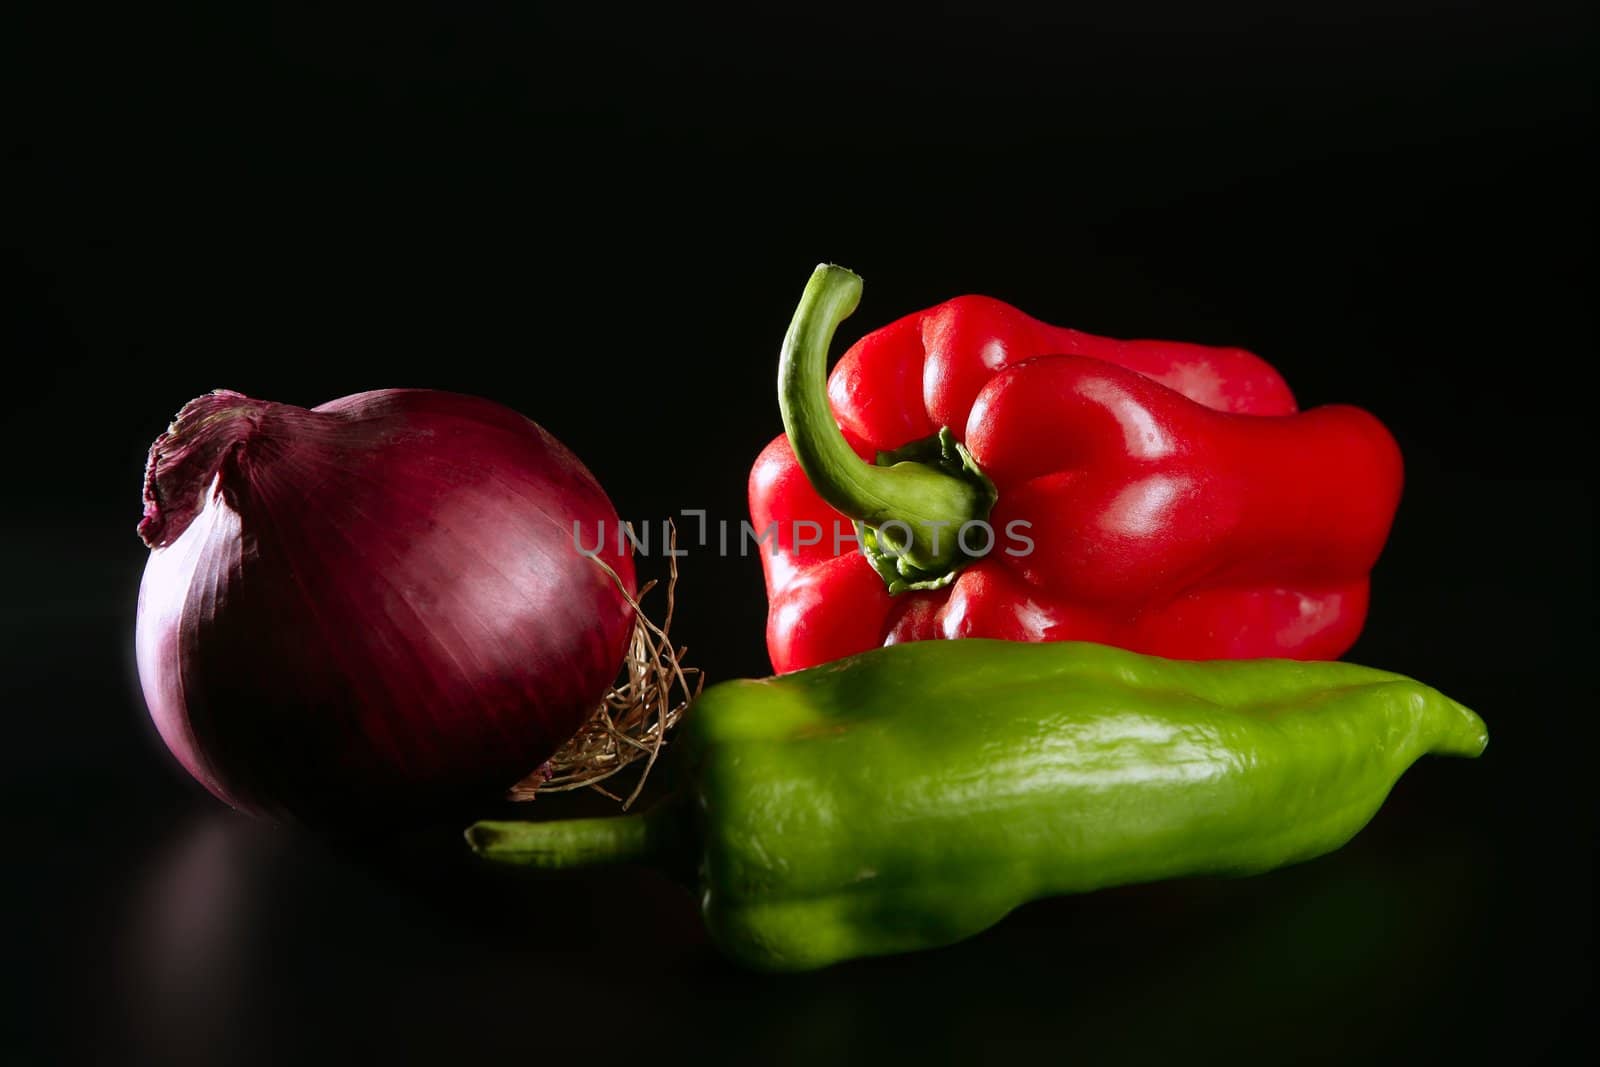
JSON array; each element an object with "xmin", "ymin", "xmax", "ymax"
[{"xmin": 468, "ymin": 639, "xmax": 1486, "ymax": 972}]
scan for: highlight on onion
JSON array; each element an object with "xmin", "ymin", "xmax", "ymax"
[{"xmin": 134, "ymin": 388, "xmax": 693, "ymax": 823}]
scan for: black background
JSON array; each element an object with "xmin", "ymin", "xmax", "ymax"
[{"xmin": 6, "ymin": 3, "xmax": 1593, "ymax": 1064}]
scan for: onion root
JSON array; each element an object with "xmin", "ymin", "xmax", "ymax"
[{"xmin": 508, "ymin": 523, "xmax": 701, "ymax": 809}]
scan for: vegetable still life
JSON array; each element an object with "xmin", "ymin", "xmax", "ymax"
[{"xmin": 133, "ymin": 265, "xmax": 1485, "ymax": 971}]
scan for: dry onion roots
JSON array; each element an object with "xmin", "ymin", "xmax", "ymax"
[{"xmin": 508, "ymin": 526, "xmax": 702, "ymax": 809}]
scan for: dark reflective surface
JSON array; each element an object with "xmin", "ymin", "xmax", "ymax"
[
  {"xmin": 12, "ymin": 619, "xmax": 1591, "ymax": 1062},
  {"xmin": 9, "ymin": 3, "xmax": 1592, "ymax": 1063}
]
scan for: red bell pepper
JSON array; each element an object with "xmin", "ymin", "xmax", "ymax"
[{"xmin": 751, "ymin": 265, "xmax": 1403, "ymax": 674}]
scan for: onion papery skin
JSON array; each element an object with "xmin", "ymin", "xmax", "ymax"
[{"xmin": 135, "ymin": 389, "xmax": 635, "ymax": 823}]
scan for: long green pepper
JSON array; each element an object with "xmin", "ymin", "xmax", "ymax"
[{"xmin": 468, "ymin": 639, "xmax": 1486, "ymax": 972}]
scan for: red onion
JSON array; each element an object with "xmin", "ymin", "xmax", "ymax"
[{"xmin": 135, "ymin": 388, "xmax": 635, "ymax": 822}]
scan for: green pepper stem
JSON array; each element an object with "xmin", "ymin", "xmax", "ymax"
[
  {"xmin": 780, "ymin": 264, "xmax": 988, "ymax": 573},
  {"xmin": 465, "ymin": 809, "xmax": 679, "ymax": 871}
]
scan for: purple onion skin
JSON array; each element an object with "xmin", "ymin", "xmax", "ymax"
[{"xmin": 135, "ymin": 389, "xmax": 636, "ymax": 824}]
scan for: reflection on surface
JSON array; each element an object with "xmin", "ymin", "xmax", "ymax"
[
  {"xmin": 94, "ymin": 797, "xmax": 1499, "ymax": 1063},
  {"xmin": 117, "ymin": 811, "xmax": 279, "ymax": 1065}
]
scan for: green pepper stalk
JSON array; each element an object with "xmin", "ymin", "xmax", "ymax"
[
  {"xmin": 468, "ymin": 639, "xmax": 1487, "ymax": 972},
  {"xmin": 778, "ymin": 264, "xmax": 994, "ymax": 580}
]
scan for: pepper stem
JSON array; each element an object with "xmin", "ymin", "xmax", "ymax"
[
  {"xmin": 779, "ymin": 264, "xmax": 992, "ymax": 577},
  {"xmin": 465, "ymin": 809, "xmax": 679, "ymax": 871}
]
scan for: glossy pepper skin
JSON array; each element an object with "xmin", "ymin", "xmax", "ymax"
[
  {"xmin": 468, "ymin": 639, "xmax": 1486, "ymax": 972},
  {"xmin": 752, "ymin": 266, "xmax": 1404, "ymax": 673}
]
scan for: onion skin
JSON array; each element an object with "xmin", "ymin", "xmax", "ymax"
[{"xmin": 135, "ymin": 389, "xmax": 635, "ymax": 823}]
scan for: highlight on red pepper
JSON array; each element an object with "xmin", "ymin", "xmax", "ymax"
[{"xmin": 751, "ymin": 265, "xmax": 1404, "ymax": 674}]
